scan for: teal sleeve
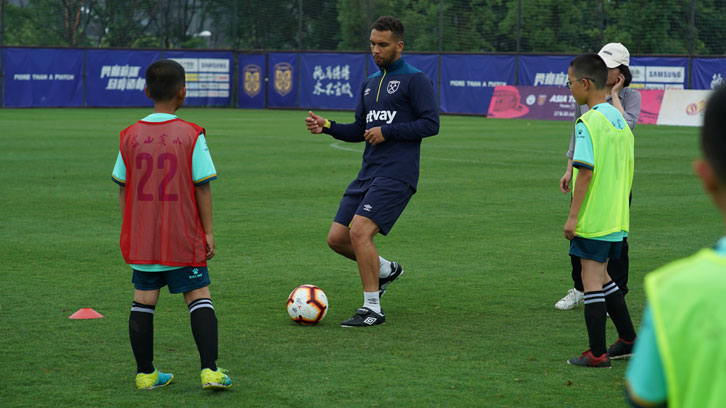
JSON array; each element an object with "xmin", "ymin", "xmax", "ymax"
[
  {"xmin": 112, "ymin": 151, "xmax": 126, "ymax": 185},
  {"xmin": 192, "ymin": 133, "xmax": 217, "ymax": 185},
  {"xmin": 572, "ymin": 122, "xmax": 594, "ymax": 170},
  {"xmin": 625, "ymin": 305, "xmax": 667, "ymax": 405}
]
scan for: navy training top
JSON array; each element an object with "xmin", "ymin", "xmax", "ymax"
[{"xmin": 322, "ymin": 58, "xmax": 439, "ymax": 190}]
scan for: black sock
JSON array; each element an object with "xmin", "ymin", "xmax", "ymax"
[
  {"xmin": 129, "ymin": 302, "xmax": 155, "ymax": 374},
  {"xmin": 189, "ymin": 298, "xmax": 218, "ymax": 371},
  {"xmin": 603, "ymin": 281, "xmax": 637, "ymax": 342},
  {"xmin": 583, "ymin": 291, "xmax": 607, "ymax": 357}
]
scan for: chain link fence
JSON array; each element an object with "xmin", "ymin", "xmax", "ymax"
[{"xmin": 2, "ymin": 0, "xmax": 725, "ymax": 54}]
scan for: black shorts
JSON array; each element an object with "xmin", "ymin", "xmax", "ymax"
[
  {"xmin": 334, "ymin": 177, "xmax": 414, "ymax": 235},
  {"xmin": 569, "ymin": 237, "xmax": 623, "ymax": 263},
  {"xmin": 132, "ymin": 266, "xmax": 210, "ymax": 294}
]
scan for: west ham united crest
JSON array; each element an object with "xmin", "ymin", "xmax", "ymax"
[
  {"xmin": 274, "ymin": 63, "xmax": 293, "ymax": 96},
  {"xmin": 243, "ymin": 64, "xmax": 261, "ymax": 98},
  {"xmin": 387, "ymin": 80, "xmax": 400, "ymax": 94}
]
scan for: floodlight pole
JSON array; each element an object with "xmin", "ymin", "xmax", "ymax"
[
  {"xmin": 297, "ymin": 0, "xmax": 303, "ymax": 50},
  {"xmin": 599, "ymin": 0, "xmax": 604, "ymax": 46},
  {"xmin": 438, "ymin": 0, "xmax": 443, "ymax": 53},
  {"xmin": 688, "ymin": 0, "xmax": 695, "ymax": 89},
  {"xmin": 515, "ymin": 0, "xmax": 521, "ymax": 85},
  {"xmin": 1, "ymin": 0, "xmax": 4, "ymax": 108},
  {"xmin": 1, "ymin": 0, "xmax": 5, "ymax": 47},
  {"xmin": 516, "ymin": 0, "xmax": 521, "ymax": 54},
  {"xmin": 689, "ymin": 0, "xmax": 695, "ymax": 55},
  {"xmin": 366, "ymin": 0, "xmax": 372, "ymax": 47}
]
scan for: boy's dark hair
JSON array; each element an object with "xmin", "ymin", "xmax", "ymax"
[
  {"xmin": 618, "ymin": 65, "xmax": 633, "ymax": 87},
  {"xmin": 145, "ymin": 59, "xmax": 186, "ymax": 102},
  {"xmin": 702, "ymin": 86, "xmax": 726, "ymax": 184},
  {"xmin": 371, "ymin": 16, "xmax": 404, "ymax": 41},
  {"xmin": 569, "ymin": 54, "xmax": 608, "ymax": 90}
]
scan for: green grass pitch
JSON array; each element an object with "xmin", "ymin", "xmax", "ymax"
[{"xmin": 0, "ymin": 107, "xmax": 711, "ymax": 407}]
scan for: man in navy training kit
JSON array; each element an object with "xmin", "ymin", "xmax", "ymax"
[{"xmin": 305, "ymin": 15, "xmax": 439, "ymax": 327}]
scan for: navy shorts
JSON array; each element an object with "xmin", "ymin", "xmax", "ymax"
[
  {"xmin": 132, "ymin": 266, "xmax": 211, "ymax": 294},
  {"xmin": 569, "ymin": 237, "xmax": 623, "ymax": 263},
  {"xmin": 334, "ymin": 177, "xmax": 414, "ymax": 235}
]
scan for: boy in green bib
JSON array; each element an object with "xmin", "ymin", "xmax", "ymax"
[
  {"xmin": 625, "ymin": 86, "xmax": 726, "ymax": 407},
  {"xmin": 563, "ymin": 54, "xmax": 637, "ymax": 368}
]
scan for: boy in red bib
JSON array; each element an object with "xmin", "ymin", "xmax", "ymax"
[{"xmin": 111, "ymin": 59, "xmax": 230, "ymax": 390}]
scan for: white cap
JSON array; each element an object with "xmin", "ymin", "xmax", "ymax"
[{"xmin": 598, "ymin": 43, "xmax": 630, "ymax": 68}]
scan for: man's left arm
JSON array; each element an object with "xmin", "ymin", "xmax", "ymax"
[
  {"xmin": 381, "ymin": 74, "xmax": 439, "ymax": 142},
  {"xmin": 621, "ymin": 89, "xmax": 642, "ymax": 131}
]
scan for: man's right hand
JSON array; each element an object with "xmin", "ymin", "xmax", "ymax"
[{"xmin": 305, "ymin": 111, "xmax": 325, "ymax": 134}]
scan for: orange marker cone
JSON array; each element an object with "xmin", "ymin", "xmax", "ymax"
[{"xmin": 69, "ymin": 308, "xmax": 104, "ymax": 319}]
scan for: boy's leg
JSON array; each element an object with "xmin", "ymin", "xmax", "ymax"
[
  {"xmin": 606, "ymin": 237, "xmax": 629, "ymax": 295},
  {"xmin": 184, "ymin": 286, "xmax": 218, "ymax": 371},
  {"xmin": 130, "ymin": 289, "xmax": 160, "ymax": 374},
  {"xmin": 602, "ymin": 270, "xmax": 637, "ymax": 358},
  {"xmin": 581, "ymin": 258, "xmax": 608, "ymax": 358},
  {"xmin": 185, "ymin": 286, "xmax": 232, "ymax": 390},
  {"xmin": 571, "ymin": 255, "xmax": 585, "ymax": 292}
]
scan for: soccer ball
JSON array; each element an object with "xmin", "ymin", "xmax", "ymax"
[{"xmin": 286, "ymin": 284, "xmax": 328, "ymax": 325}]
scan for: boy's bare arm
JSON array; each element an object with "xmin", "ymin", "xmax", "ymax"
[
  {"xmin": 195, "ymin": 183, "xmax": 215, "ymax": 259},
  {"xmin": 564, "ymin": 168, "xmax": 593, "ymax": 240}
]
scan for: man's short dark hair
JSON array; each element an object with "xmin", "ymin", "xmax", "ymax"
[
  {"xmin": 702, "ymin": 86, "xmax": 726, "ymax": 184},
  {"xmin": 145, "ymin": 59, "xmax": 186, "ymax": 101},
  {"xmin": 371, "ymin": 16, "xmax": 404, "ymax": 41},
  {"xmin": 569, "ymin": 54, "xmax": 608, "ymax": 90},
  {"xmin": 618, "ymin": 65, "xmax": 633, "ymax": 87}
]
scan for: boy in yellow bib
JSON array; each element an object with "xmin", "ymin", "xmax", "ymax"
[
  {"xmin": 563, "ymin": 54, "xmax": 637, "ymax": 368},
  {"xmin": 625, "ymin": 86, "xmax": 726, "ymax": 407}
]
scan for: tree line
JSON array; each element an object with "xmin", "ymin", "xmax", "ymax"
[{"xmin": 3, "ymin": 0, "xmax": 725, "ymax": 54}]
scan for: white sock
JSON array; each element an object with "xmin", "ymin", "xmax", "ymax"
[
  {"xmin": 363, "ymin": 291, "xmax": 381, "ymax": 313},
  {"xmin": 378, "ymin": 256, "xmax": 392, "ymax": 278}
]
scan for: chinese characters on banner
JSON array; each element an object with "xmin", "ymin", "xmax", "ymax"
[
  {"xmin": 100, "ymin": 64, "xmax": 145, "ymax": 91},
  {"xmin": 312, "ymin": 64, "xmax": 354, "ymax": 98},
  {"xmin": 532, "ymin": 72, "xmax": 568, "ymax": 87},
  {"xmin": 300, "ymin": 53, "xmax": 364, "ymax": 110},
  {"xmin": 85, "ymin": 49, "xmax": 158, "ymax": 107}
]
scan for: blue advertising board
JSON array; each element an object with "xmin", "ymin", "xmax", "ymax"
[
  {"xmin": 691, "ymin": 58, "xmax": 726, "ymax": 90},
  {"xmin": 86, "ymin": 49, "xmax": 159, "ymax": 107},
  {"xmin": 238, "ymin": 53, "xmax": 266, "ymax": 109},
  {"xmin": 518, "ymin": 55, "xmax": 573, "ymax": 87},
  {"xmin": 268, "ymin": 53, "xmax": 298, "ymax": 108},
  {"xmin": 3, "ymin": 47, "xmax": 83, "ymax": 107},
  {"xmin": 440, "ymin": 54, "xmax": 515, "ymax": 114},
  {"xmin": 164, "ymin": 50, "xmax": 233, "ymax": 106},
  {"xmin": 629, "ymin": 56, "xmax": 689, "ymax": 89},
  {"xmin": 299, "ymin": 53, "xmax": 365, "ymax": 110},
  {"xmin": 404, "ymin": 54, "xmax": 438, "ymax": 87}
]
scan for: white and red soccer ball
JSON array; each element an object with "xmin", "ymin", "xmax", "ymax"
[{"xmin": 286, "ymin": 284, "xmax": 328, "ymax": 325}]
